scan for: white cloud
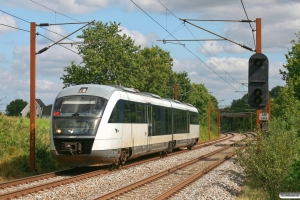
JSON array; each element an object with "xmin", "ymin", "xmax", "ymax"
[
  {"xmin": 10, "ymin": 40, "xmax": 81, "ymax": 77},
  {"xmin": 0, "ymin": 12, "xmax": 18, "ymax": 35},
  {"xmin": 1, "ymin": 0, "xmax": 123, "ymax": 14},
  {"xmin": 120, "ymin": 26, "xmax": 159, "ymax": 47},
  {"xmin": 189, "ymin": 71, "xmax": 197, "ymax": 75},
  {"xmin": 41, "ymin": 25, "xmax": 69, "ymax": 43},
  {"xmin": 126, "ymin": 0, "xmax": 300, "ymax": 53}
]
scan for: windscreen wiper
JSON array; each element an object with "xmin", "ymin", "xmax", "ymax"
[{"xmin": 72, "ymin": 105, "xmax": 91, "ymax": 117}]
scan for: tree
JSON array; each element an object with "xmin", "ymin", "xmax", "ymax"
[
  {"xmin": 6, "ymin": 99, "xmax": 27, "ymax": 116},
  {"xmin": 280, "ymin": 31, "xmax": 300, "ymax": 100},
  {"xmin": 172, "ymin": 71, "xmax": 192, "ymax": 102},
  {"xmin": 61, "ymin": 21, "xmax": 143, "ymax": 88},
  {"xmin": 270, "ymin": 85, "xmax": 284, "ymax": 99},
  {"xmin": 138, "ymin": 46, "xmax": 174, "ymax": 98},
  {"xmin": 230, "ymin": 94, "xmax": 249, "ymax": 113},
  {"xmin": 188, "ymin": 83, "xmax": 215, "ymax": 123},
  {"xmin": 271, "ymin": 85, "xmax": 300, "ymax": 119}
]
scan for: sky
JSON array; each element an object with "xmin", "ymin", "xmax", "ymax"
[{"xmin": 0, "ymin": 0, "xmax": 298, "ymax": 112}]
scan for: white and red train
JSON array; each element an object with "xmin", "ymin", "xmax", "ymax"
[{"xmin": 50, "ymin": 84, "xmax": 199, "ymax": 167}]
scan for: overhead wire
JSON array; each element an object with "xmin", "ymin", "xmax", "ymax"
[
  {"xmin": 37, "ymin": 32, "xmax": 79, "ymax": 55},
  {"xmin": 0, "ymin": 23, "xmax": 30, "ymax": 32},
  {"xmin": 29, "ymin": 1, "xmax": 87, "ymax": 45},
  {"xmin": 183, "ymin": 24, "xmax": 241, "ymax": 90},
  {"xmin": 153, "ymin": 0, "xmax": 240, "ymax": 90},
  {"xmin": 131, "ymin": 0, "xmax": 238, "ymax": 90},
  {"xmin": 0, "ymin": 9, "xmax": 81, "ymax": 55},
  {"xmin": 158, "ymin": 0, "xmax": 243, "ymax": 89},
  {"xmin": 0, "ymin": 9, "xmax": 30, "ymax": 23},
  {"xmin": 241, "ymin": 0, "xmax": 256, "ymax": 48},
  {"xmin": 30, "ymin": 0, "xmax": 80, "ymax": 22}
]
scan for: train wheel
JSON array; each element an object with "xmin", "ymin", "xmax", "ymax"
[{"xmin": 187, "ymin": 145, "xmax": 192, "ymax": 150}]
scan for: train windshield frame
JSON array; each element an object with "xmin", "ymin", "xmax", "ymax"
[
  {"xmin": 53, "ymin": 95, "xmax": 108, "ymax": 117},
  {"xmin": 52, "ymin": 95, "xmax": 108, "ymax": 136}
]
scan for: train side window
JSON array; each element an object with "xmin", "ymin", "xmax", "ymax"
[
  {"xmin": 165, "ymin": 107, "xmax": 172, "ymax": 134},
  {"xmin": 168, "ymin": 108, "xmax": 171, "ymax": 134},
  {"xmin": 187, "ymin": 111, "xmax": 190, "ymax": 132},
  {"xmin": 130, "ymin": 101, "xmax": 136, "ymax": 123},
  {"xmin": 118, "ymin": 100, "xmax": 124, "ymax": 123},
  {"xmin": 160, "ymin": 106, "xmax": 165, "ymax": 135},
  {"xmin": 183, "ymin": 110, "xmax": 188, "ymax": 133},
  {"xmin": 190, "ymin": 112, "xmax": 199, "ymax": 124},
  {"xmin": 109, "ymin": 101, "xmax": 119, "ymax": 123},
  {"xmin": 124, "ymin": 101, "xmax": 131, "ymax": 123},
  {"xmin": 108, "ymin": 106, "xmax": 116, "ymax": 123},
  {"xmin": 136, "ymin": 103, "xmax": 145, "ymax": 123},
  {"xmin": 174, "ymin": 109, "xmax": 186, "ymax": 133}
]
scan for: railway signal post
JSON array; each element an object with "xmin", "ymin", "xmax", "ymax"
[{"xmin": 247, "ymin": 18, "xmax": 270, "ymax": 132}]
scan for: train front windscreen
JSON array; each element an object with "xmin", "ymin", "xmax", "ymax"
[{"xmin": 52, "ymin": 95, "xmax": 108, "ymax": 136}]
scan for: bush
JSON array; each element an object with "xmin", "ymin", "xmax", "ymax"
[
  {"xmin": 237, "ymin": 117, "xmax": 299, "ymax": 199},
  {"xmin": 286, "ymin": 155, "xmax": 300, "ymax": 191}
]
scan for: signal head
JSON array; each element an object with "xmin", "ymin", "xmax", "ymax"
[{"xmin": 248, "ymin": 53, "xmax": 269, "ymax": 109}]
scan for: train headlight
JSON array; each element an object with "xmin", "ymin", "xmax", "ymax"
[{"xmin": 56, "ymin": 129, "xmax": 62, "ymax": 134}]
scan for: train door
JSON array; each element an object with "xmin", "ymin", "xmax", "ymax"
[{"xmin": 146, "ymin": 104, "xmax": 152, "ymax": 152}]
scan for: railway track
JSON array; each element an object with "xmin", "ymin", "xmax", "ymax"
[
  {"xmin": 94, "ymin": 141, "xmax": 246, "ymax": 199},
  {"xmin": 0, "ymin": 133, "xmax": 243, "ymax": 199}
]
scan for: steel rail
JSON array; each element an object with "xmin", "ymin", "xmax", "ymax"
[
  {"xmin": 0, "ymin": 133, "xmax": 236, "ymax": 199},
  {"xmin": 0, "ymin": 169, "xmax": 110, "ymax": 199},
  {"xmin": 94, "ymin": 145, "xmax": 233, "ymax": 200},
  {"xmin": 154, "ymin": 145, "xmax": 246, "ymax": 199},
  {"xmin": 0, "ymin": 169, "xmax": 73, "ymax": 189}
]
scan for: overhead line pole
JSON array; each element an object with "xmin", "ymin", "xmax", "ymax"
[
  {"xmin": 208, "ymin": 99, "xmax": 211, "ymax": 140},
  {"xmin": 30, "ymin": 22, "xmax": 36, "ymax": 172}
]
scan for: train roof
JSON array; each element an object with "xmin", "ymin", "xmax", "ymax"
[{"xmin": 55, "ymin": 84, "xmax": 198, "ymax": 112}]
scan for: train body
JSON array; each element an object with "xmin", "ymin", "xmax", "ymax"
[{"xmin": 50, "ymin": 84, "xmax": 199, "ymax": 167}]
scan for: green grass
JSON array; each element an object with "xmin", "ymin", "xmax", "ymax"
[
  {"xmin": 236, "ymin": 180, "xmax": 268, "ymax": 200},
  {"xmin": 0, "ymin": 115, "xmax": 61, "ymax": 182},
  {"xmin": 200, "ymin": 124, "xmax": 220, "ymax": 142}
]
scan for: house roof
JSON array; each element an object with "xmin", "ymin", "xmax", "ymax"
[
  {"xmin": 42, "ymin": 105, "xmax": 52, "ymax": 116},
  {"xmin": 36, "ymin": 99, "xmax": 45, "ymax": 107}
]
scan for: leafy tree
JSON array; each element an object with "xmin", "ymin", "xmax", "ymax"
[
  {"xmin": 280, "ymin": 31, "xmax": 300, "ymax": 100},
  {"xmin": 138, "ymin": 46, "xmax": 174, "ymax": 98},
  {"xmin": 270, "ymin": 85, "xmax": 284, "ymax": 99},
  {"xmin": 230, "ymin": 94, "xmax": 249, "ymax": 113},
  {"xmin": 61, "ymin": 21, "xmax": 143, "ymax": 88},
  {"xmin": 271, "ymin": 85, "xmax": 300, "ymax": 119},
  {"xmin": 172, "ymin": 71, "xmax": 192, "ymax": 102},
  {"xmin": 188, "ymin": 83, "xmax": 216, "ymax": 123},
  {"xmin": 6, "ymin": 99, "xmax": 27, "ymax": 116}
]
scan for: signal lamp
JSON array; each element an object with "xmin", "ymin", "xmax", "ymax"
[{"xmin": 248, "ymin": 53, "xmax": 269, "ymax": 109}]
